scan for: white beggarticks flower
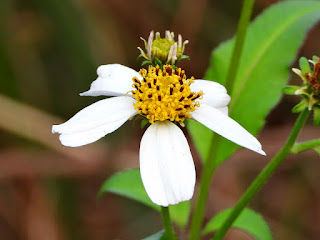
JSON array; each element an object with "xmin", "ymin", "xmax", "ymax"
[{"xmin": 52, "ymin": 64, "xmax": 265, "ymax": 207}]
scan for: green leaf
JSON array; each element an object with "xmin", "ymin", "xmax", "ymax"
[
  {"xmin": 142, "ymin": 230, "xmax": 166, "ymax": 240},
  {"xmin": 282, "ymin": 85, "xmax": 300, "ymax": 95},
  {"xmin": 292, "ymin": 99, "xmax": 308, "ymax": 113},
  {"xmin": 138, "ymin": 54, "xmax": 146, "ymax": 60},
  {"xmin": 142, "ymin": 60, "xmax": 152, "ymax": 66},
  {"xmin": 169, "ymin": 201, "xmax": 190, "ymax": 228},
  {"xmin": 203, "ymin": 208, "xmax": 272, "ymax": 240},
  {"xmin": 299, "ymin": 57, "xmax": 311, "ymax": 74},
  {"xmin": 312, "ymin": 55, "xmax": 319, "ymax": 62},
  {"xmin": 99, "ymin": 169, "xmax": 190, "ymax": 228},
  {"xmin": 98, "ymin": 169, "xmax": 154, "ymax": 205},
  {"xmin": 188, "ymin": 1, "xmax": 320, "ymax": 165},
  {"xmin": 177, "ymin": 55, "xmax": 190, "ymax": 62}
]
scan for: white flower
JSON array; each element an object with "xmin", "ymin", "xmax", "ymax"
[{"xmin": 52, "ymin": 64, "xmax": 265, "ymax": 207}]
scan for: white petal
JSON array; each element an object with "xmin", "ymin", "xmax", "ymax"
[
  {"xmin": 139, "ymin": 121, "xmax": 195, "ymax": 206},
  {"xmin": 167, "ymin": 42, "xmax": 177, "ymax": 64},
  {"xmin": 308, "ymin": 59, "xmax": 316, "ymax": 66},
  {"xmin": 215, "ymin": 106, "xmax": 228, "ymax": 115},
  {"xmin": 190, "ymin": 80, "xmax": 231, "ymax": 108},
  {"xmin": 147, "ymin": 31, "xmax": 154, "ymax": 59},
  {"xmin": 292, "ymin": 68, "xmax": 308, "ymax": 83},
  {"xmin": 191, "ymin": 104, "xmax": 265, "ymax": 155},
  {"xmin": 52, "ymin": 96, "xmax": 137, "ymax": 147},
  {"xmin": 80, "ymin": 64, "xmax": 142, "ymax": 97},
  {"xmin": 178, "ymin": 34, "xmax": 182, "ymax": 49}
]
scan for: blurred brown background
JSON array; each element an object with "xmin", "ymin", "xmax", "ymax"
[{"xmin": 1, "ymin": 0, "xmax": 320, "ymax": 239}]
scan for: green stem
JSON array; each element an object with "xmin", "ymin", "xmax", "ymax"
[
  {"xmin": 291, "ymin": 139, "xmax": 320, "ymax": 154},
  {"xmin": 225, "ymin": 0, "xmax": 255, "ymax": 94},
  {"xmin": 213, "ymin": 109, "xmax": 310, "ymax": 240},
  {"xmin": 189, "ymin": 1, "xmax": 255, "ymax": 239},
  {"xmin": 161, "ymin": 207, "xmax": 176, "ymax": 240}
]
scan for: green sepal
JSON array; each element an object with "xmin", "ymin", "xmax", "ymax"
[
  {"xmin": 132, "ymin": 115, "xmax": 145, "ymax": 126},
  {"xmin": 292, "ymin": 99, "xmax": 308, "ymax": 113},
  {"xmin": 141, "ymin": 119, "xmax": 150, "ymax": 129},
  {"xmin": 142, "ymin": 60, "xmax": 152, "ymax": 66},
  {"xmin": 312, "ymin": 55, "xmax": 320, "ymax": 61},
  {"xmin": 177, "ymin": 54, "xmax": 190, "ymax": 63},
  {"xmin": 154, "ymin": 57, "xmax": 163, "ymax": 68},
  {"xmin": 137, "ymin": 54, "xmax": 145, "ymax": 60},
  {"xmin": 282, "ymin": 85, "xmax": 300, "ymax": 95},
  {"xmin": 313, "ymin": 106, "xmax": 320, "ymax": 126},
  {"xmin": 299, "ymin": 57, "xmax": 311, "ymax": 74}
]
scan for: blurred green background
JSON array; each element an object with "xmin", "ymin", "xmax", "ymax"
[{"xmin": 1, "ymin": 0, "xmax": 320, "ymax": 239}]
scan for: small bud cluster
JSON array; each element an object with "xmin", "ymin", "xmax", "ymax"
[
  {"xmin": 287, "ymin": 56, "xmax": 320, "ymax": 125},
  {"xmin": 138, "ymin": 30, "xmax": 189, "ymax": 67}
]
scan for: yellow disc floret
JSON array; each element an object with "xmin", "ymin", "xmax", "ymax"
[{"xmin": 131, "ymin": 65, "xmax": 203, "ymax": 124}]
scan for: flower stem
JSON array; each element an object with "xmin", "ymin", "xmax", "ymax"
[
  {"xmin": 161, "ymin": 206, "xmax": 177, "ymax": 240},
  {"xmin": 291, "ymin": 139, "xmax": 320, "ymax": 154},
  {"xmin": 189, "ymin": 0, "xmax": 255, "ymax": 239},
  {"xmin": 225, "ymin": 0, "xmax": 255, "ymax": 94},
  {"xmin": 213, "ymin": 109, "xmax": 310, "ymax": 240}
]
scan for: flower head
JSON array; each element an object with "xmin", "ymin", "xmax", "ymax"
[
  {"xmin": 138, "ymin": 30, "xmax": 189, "ymax": 66},
  {"xmin": 131, "ymin": 65, "xmax": 202, "ymax": 124},
  {"xmin": 52, "ymin": 33, "xmax": 265, "ymax": 207},
  {"xmin": 289, "ymin": 56, "xmax": 320, "ymax": 125},
  {"xmin": 292, "ymin": 56, "xmax": 320, "ymax": 109}
]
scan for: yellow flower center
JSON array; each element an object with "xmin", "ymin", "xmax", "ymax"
[{"xmin": 131, "ymin": 65, "xmax": 203, "ymax": 124}]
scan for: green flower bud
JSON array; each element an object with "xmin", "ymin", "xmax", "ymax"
[{"xmin": 137, "ymin": 31, "xmax": 189, "ymax": 66}]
